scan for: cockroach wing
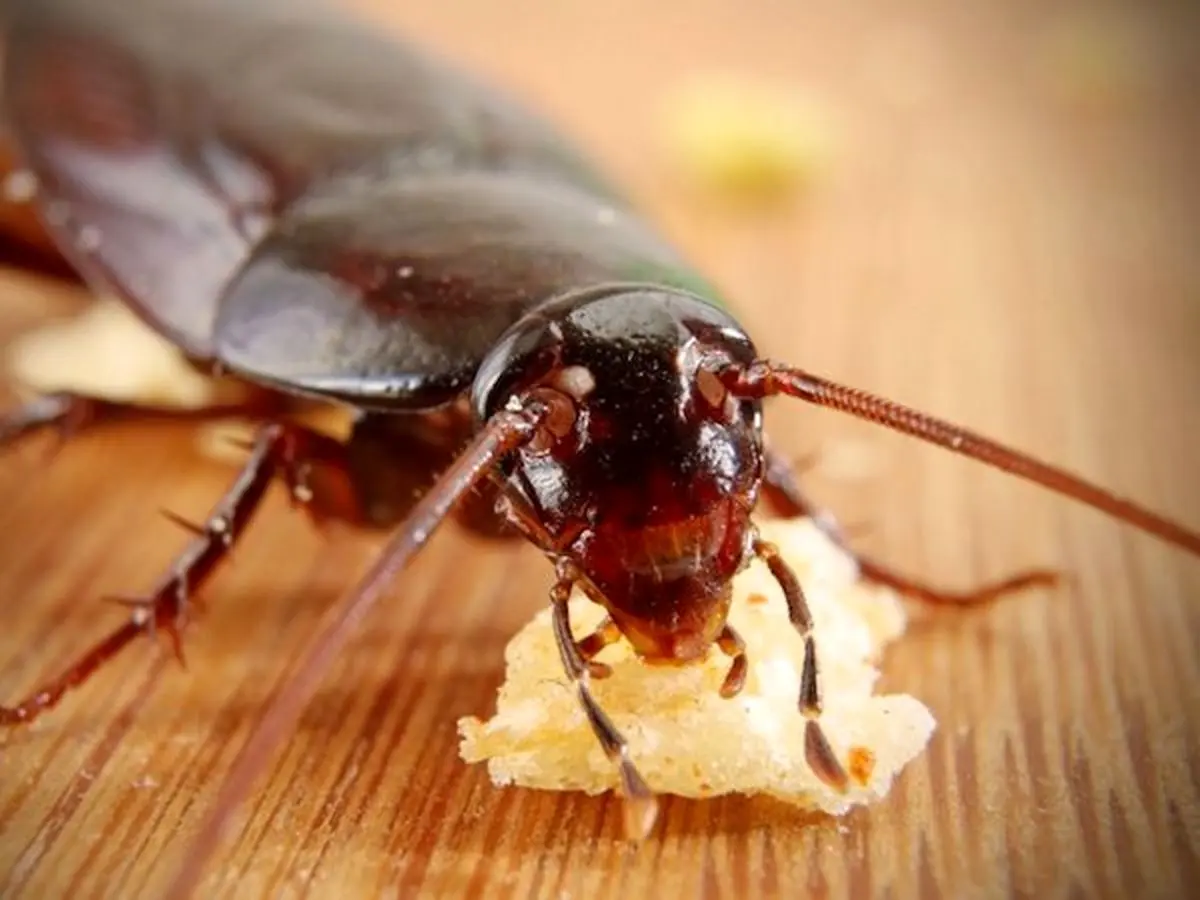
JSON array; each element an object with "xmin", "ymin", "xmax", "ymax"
[
  {"xmin": 1, "ymin": 1, "xmax": 270, "ymax": 358},
  {"xmin": 1, "ymin": 0, "xmax": 622, "ymax": 361},
  {"xmin": 211, "ymin": 170, "xmax": 720, "ymax": 411}
]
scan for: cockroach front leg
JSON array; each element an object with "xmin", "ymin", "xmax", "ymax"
[
  {"xmin": 0, "ymin": 421, "xmax": 360, "ymax": 726},
  {"xmin": 576, "ymin": 616, "xmax": 621, "ymax": 679},
  {"xmin": 716, "ymin": 623, "xmax": 748, "ymax": 698},
  {"xmin": 550, "ymin": 565, "xmax": 657, "ymax": 839},
  {"xmin": 759, "ymin": 444, "xmax": 1060, "ymax": 606},
  {"xmin": 754, "ymin": 537, "xmax": 850, "ymax": 792}
]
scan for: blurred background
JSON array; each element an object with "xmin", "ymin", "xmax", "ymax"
[{"xmin": 0, "ymin": 1, "xmax": 1197, "ymax": 898}]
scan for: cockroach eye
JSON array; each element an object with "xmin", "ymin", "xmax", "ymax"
[{"xmin": 552, "ymin": 364, "xmax": 596, "ymax": 400}]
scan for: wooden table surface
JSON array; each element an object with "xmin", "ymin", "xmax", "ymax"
[{"xmin": 1, "ymin": 1, "xmax": 1198, "ymax": 898}]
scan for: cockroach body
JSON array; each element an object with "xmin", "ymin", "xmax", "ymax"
[{"xmin": 1, "ymin": 0, "xmax": 1197, "ymax": 894}]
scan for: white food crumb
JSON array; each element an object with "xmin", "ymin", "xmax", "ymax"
[
  {"xmin": 5, "ymin": 297, "xmax": 244, "ymax": 409},
  {"xmin": 458, "ymin": 517, "xmax": 935, "ymax": 814}
]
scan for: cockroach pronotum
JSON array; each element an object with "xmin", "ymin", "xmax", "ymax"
[{"xmin": 1, "ymin": 0, "xmax": 1196, "ymax": 895}]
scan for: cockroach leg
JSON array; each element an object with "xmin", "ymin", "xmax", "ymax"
[
  {"xmin": 576, "ymin": 616, "xmax": 621, "ymax": 679},
  {"xmin": 163, "ymin": 404, "xmax": 548, "ymax": 899},
  {"xmin": 0, "ymin": 390, "xmax": 278, "ymax": 457},
  {"xmin": 346, "ymin": 409, "xmax": 518, "ymax": 539},
  {"xmin": 0, "ymin": 421, "xmax": 360, "ymax": 726},
  {"xmin": 0, "ymin": 392, "xmax": 95, "ymax": 448},
  {"xmin": 754, "ymin": 537, "xmax": 850, "ymax": 792},
  {"xmin": 759, "ymin": 445, "xmax": 1060, "ymax": 606},
  {"xmin": 551, "ymin": 565, "xmax": 657, "ymax": 839},
  {"xmin": 488, "ymin": 469, "xmax": 591, "ymax": 555},
  {"xmin": 727, "ymin": 359, "xmax": 1200, "ymax": 556},
  {"xmin": 715, "ymin": 623, "xmax": 748, "ymax": 698}
]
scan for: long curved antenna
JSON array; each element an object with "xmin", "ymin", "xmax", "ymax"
[
  {"xmin": 163, "ymin": 399, "xmax": 548, "ymax": 899},
  {"xmin": 721, "ymin": 360, "xmax": 1200, "ymax": 556}
]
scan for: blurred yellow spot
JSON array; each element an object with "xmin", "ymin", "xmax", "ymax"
[{"xmin": 660, "ymin": 76, "xmax": 835, "ymax": 207}]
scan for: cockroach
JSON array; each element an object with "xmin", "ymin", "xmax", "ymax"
[{"xmin": 1, "ymin": 0, "xmax": 1197, "ymax": 895}]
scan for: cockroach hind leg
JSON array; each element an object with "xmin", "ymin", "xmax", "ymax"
[
  {"xmin": 858, "ymin": 558, "xmax": 1063, "ymax": 607},
  {"xmin": 0, "ymin": 421, "xmax": 364, "ymax": 726},
  {"xmin": 735, "ymin": 361, "xmax": 1200, "ymax": 559},
  {"xmin": 759, "ymin": 442, "xmax": 1063, "ymax": 606}
]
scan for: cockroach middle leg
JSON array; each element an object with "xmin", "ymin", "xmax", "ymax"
[
  {"xmin": 0, "ymin": 421, "xmax": 362, "ymax": 726},
  {"xmin": 754, "ymin": 537, "xmax": 850, "ymax": 792},
  {"xmin": 0, "ymin": 390, "xmax": 279, "ymax": 454},
  {"xmin": 347, "ymin": 409, "xmax": 518, "ymax": 539},
  {"xmin": 759, "ymin": 444, "xmax": 1060, "ymax": 606},
  {"xmin": 550, "ymin": 566, "xmax": 657, "ymax": 839}
]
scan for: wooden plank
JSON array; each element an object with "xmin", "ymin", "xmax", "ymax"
[{"xmin": 1, "ymin": 1, "xmax": 1197, "ymax": 897}]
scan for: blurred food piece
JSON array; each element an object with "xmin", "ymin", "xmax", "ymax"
[
  {"xmin": 0, "ymin": 260, "xmax": 90, "ymax": 331},
  {"xmin": 659, "ymin": 75, "xmax": 835, "ymax": 208},
  {"xmin": 459, "ymin": 517, "xmax": 935, "ymax": 814},
  {"xmin": 5, "ymin": 295, "xmax": 248, "ymax": 408}
]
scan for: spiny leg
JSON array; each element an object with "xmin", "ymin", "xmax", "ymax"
[
  {"xmin": 161, "ymin": 400, "xmax": 550, "ymax": 899},
  {"xmin": 0, "ymin": 421, "xmax": 360, "ymax": 726},
  {"xmin": 0, "ymin": 389, "xmax": 280, "ymax": 454},
  {"xmin": 760, "ymin": 443, "xmax": 1060, "ymax": 606},
  {"xmin": 550, "ymin": 568, "xmax": 657, "ymax": 839},
  {"xmin": 728, "ymin": 359, "xmax": 1199, "ymax": 556},
  {"xmin": 716, "ymin": 623, "xmax": 747, "ymax": 698},
  {"xmin": 347, "ymin": 408, "xmax": 519, "ymax": 540},
  {"xmin": 754, "ymin": 537, "xmax": 849, "ymax": 791}
]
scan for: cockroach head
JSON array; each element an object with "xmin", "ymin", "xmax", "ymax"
[
  {"xmin": 470, "ymin": 284, "xmax": 770, "ymax": 661},
  {"xmin": 470, "ymin": 282, "xmax": 762, "ymax": 427}
]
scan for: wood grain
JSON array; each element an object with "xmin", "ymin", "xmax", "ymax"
[{"xmin": 1, "ymin": 1, "xmax": 1198, "ymax": 898}]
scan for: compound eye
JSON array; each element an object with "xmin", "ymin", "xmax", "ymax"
[{"xmin": 550, "ymin": 364, "xmax": 597, "ymax": 402}]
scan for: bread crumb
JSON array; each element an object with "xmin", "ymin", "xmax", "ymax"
[
  {"xmin": 4, "ymin": 292, "xmax": 356, "ymax": 463},
  {"xmin": 458, "ymin": 517, "xmax": 935, "ymax": 816},
  {"xmin": 5, "ymin": 297, "xmax": 246, "ymax": 408},
  {"xmin": 660, "ymin": 76, "xmax": 835, "ymax": 206}
]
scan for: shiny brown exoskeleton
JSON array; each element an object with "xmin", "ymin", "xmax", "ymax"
[{"xmin": 1, "ymin": 1, "xmax": 1198, "ymax": 896}]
